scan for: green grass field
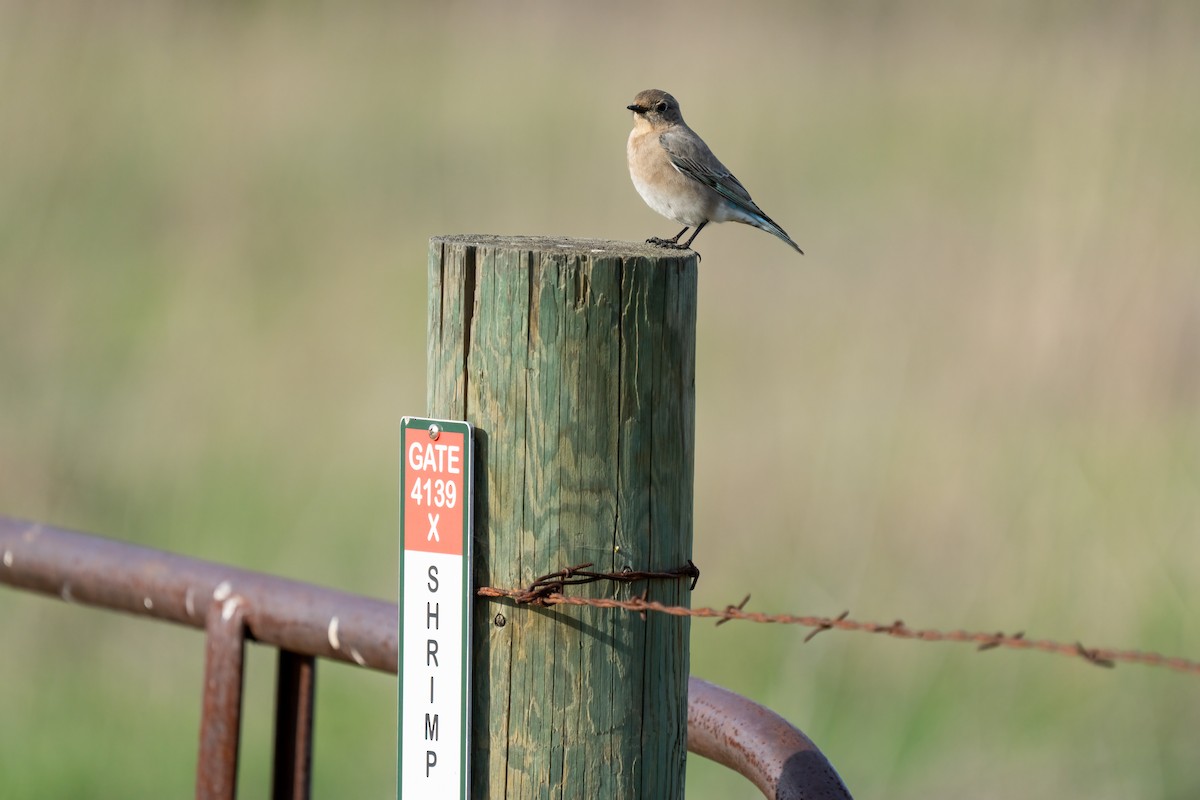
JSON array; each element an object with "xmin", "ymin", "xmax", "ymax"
[{"xmin": 2, "ymin": 2, "xmax": 1198, "ymax": 797}]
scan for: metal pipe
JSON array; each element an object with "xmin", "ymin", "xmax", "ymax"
[
  {"xmin": 687, "ymin": 677, "xmax": 853, "ymax": 799},
  {"xmin": 272, "ymin": 650, "xmax": 316, "ymax": 800},
  {"xmin": 197, "ymin": 597, "xmax": 248, "ymax": 800},
  {"xmin": 0, "ymin": 517, "xmax": 396, "ymax": 672}
]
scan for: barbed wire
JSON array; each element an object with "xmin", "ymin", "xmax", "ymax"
[{"xmin": 477, "ymin": 562, "xmax": 1200, "ymax": 677}]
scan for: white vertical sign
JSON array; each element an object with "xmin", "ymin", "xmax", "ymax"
[{"xmin": 399, "ymin": 417, "xmax": 472, "ymax": 799}]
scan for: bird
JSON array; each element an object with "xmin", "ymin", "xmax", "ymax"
[{"xmin": 626, "ymin": 89, "xmax": 803, "ymax": 256}]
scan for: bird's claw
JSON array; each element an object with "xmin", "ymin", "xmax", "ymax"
[{"xmin": 645, "ymin": 238, "xmax": 700, "ymax": 261}]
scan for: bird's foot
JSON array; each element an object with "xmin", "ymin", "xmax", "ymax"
[
  {"xmin": 644, "ymin": 238, "xmax": 700, "ymax": 260},
  {"xmin": 646, "ymin": 236, "xmax": 688, "ymax": 249}
]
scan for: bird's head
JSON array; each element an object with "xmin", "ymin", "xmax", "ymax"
[{"xmin": 627, "ymin": 89, "xmax": 684, "ymax": 129}]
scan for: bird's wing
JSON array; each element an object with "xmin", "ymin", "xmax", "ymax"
[
  {"xmin": 659, "ymin": 127, "xmax": 803, "ymax": 254},
  {"xmin": 659, "ymin": 129, "xmax": 764, "ymax": 216}
]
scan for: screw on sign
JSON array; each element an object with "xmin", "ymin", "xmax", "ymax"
[{"xmin": 399, "ymin": 418, "xmax": 473, "ymax": 799}]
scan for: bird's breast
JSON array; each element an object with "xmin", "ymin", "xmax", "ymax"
[{"xmin": 627, "ymin": 130, "xmax": 711, "ymax": 227}]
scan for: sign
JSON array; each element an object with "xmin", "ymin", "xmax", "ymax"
[{"xmin": 399, "ymin": 417, "xmax": 473, "ymax": 799}]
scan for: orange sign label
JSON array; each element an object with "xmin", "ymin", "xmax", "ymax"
[{"xmin": 403, "ymin": 429, "xmax": 466, "ymax": 555}]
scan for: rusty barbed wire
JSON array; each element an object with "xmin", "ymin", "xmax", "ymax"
[
  {"xmin": 492, "ymin": 560, "xmax": 700, "ymax": 605},
  {"xmin": 476, "ymin": 563, "xmax": 1200, "ymax": 676}
]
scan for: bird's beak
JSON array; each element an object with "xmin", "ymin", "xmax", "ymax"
[{"xmin": 627, "ymin": 104, "xmax": 646, "ymax": 114}]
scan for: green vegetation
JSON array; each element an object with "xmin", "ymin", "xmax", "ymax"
[{"xmin": 2, "ymin": 3, "xmax": 1197, "ymax": 797}]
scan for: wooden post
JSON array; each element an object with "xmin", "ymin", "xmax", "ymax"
[{"xmin": 428, "ymin": 234, "xmax": 697, "ymax": 799}]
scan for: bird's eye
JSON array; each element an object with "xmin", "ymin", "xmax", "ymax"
[{"xmin": 654, "ymin": 101, "xmax": 668, "ymax": 113}]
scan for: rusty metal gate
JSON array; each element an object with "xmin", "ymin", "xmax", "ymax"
[{"xmin": 0, "ymin": 515, "xmax": 851, "ymax": 800}]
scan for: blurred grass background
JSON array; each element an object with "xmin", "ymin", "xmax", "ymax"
[{"xmin": 1, "ymin": 1, "xmax": 1198, "ymax": 797}]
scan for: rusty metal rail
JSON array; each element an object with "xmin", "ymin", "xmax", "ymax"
[
  {"xmin": 0, "ymin": 515, "xmax": 852, "ymax": 799},
  {"xmin": 689, "ymin": 678, "xmax": 853, "ymax": 800}
]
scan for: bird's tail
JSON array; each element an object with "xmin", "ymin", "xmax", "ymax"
[{"xmin": 749, "ymin": 213, "xmax": 804, "ymax": 255}]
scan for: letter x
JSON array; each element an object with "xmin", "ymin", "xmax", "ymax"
[{"xmin": 427, "ymin": 513, "xmax": 440, "ymax": 542}]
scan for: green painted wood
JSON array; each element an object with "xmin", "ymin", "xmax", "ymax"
[{"xmin": 428, "ymin": 234, "xmax": 697, "ymax": 800}]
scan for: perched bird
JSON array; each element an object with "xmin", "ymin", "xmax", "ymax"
[{"xmin": 626, "ymin": 89, "xmax": 803, "ymax": 255}]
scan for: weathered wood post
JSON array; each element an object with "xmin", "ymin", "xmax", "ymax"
[{"xmin": 427, "ymin": 234, "xmax": 697, "ymax": 799}]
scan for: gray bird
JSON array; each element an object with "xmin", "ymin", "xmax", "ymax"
[{"xmin": 626, "ymin": 88, "xmax": 803, "ymax": 255}]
